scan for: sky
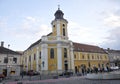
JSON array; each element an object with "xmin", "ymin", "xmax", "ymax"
[{"xmin": 0, "ymin": 0, "xmax": 120, "ymax": 51}]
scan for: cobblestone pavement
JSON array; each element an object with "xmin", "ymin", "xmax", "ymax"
[{"xmin": 1, "ymin": 76, "xmax": 120, "ymax": 84}]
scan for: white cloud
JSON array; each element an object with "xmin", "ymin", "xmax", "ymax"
[
  {"xmin": 26, "ymin": 16, "xmax": 36, "ymax": 23},
  {"xmin": 1, "ymin": 16, "xmax": 51, "ymax": 44},
  {"xmin": 68, "ymin": 21, "xmax": 105, "ymax": 45},
  {"xmin": 102, "ymin": 29, "xmax": 120, "ymax": 49},
  {"xmin": 35, "ymin": 24, "xmax": 51, "ymax": 39},
  {"xmin": 18, "ymin": 16, "xmax": 51, "ymax": 40},
  {"xmin": 101, "ymin": 12, "xmax": 120, "ymax": 49},
  {"xmin": 104, "ymin": 14, "xmax": 120, "ymax": 27}
]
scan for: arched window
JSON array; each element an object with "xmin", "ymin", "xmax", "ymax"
[
  {"xmin": 64, "ymin": 48, "xmax": 67, "ymax": 58},
  {"xmin": 53, "ymin": 25, "xmax": 55, "ymax": 27},
  {"xmin": 50, "ymin": 48, "xmax": 54, "ymax": 58},
  {"xmin": 63, "ymin": 28, "xmax": 65, "ymax": 36},
  {"xmin": 63, "ymin": 24, "xmax": 65, "ymax": 27}
]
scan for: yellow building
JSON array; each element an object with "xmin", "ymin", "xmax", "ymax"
[
  {"xmin": 73, "ymin": 42, "xmax": 109, "ymax": 73},
  {"xmin": 22, "ymin": 7, "xmax": 109, "ymax": 74}
]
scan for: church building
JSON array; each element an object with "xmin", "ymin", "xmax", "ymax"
[{"xmin": 22, "ymin": 7, "xmax": 109, "ymax": 74}]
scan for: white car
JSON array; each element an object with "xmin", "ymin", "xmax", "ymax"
[{"xmin": 110, "ymin": 66, "xmax": 119, "ymax": 70}]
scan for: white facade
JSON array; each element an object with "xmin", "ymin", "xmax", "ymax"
[{"xmin": 0, "ymin": 53, "xmax": 21, "ymax": 76}]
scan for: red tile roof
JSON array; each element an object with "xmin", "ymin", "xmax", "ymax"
[{"xmin": 73, "ymin": 42, "xmax": 107, "ymax": 53}]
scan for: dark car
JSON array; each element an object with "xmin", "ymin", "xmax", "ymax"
[
  {"xmin": 27, "ymin": 70, "xmax": 34, "ymax": 76},
  {"xmin": 20, "ymin": 71, "xmax": 27, "ymax": 75},
  {"xmin": 59, "ymin": 71, "xmax": 73, "ymax": 76},
  {"xmin": 27, "ymin": 70, "xmax": 40, "ymax": 76},
  {"xmin": 33, "ymin": 71, "xmax": 40, "ymax": 75}
]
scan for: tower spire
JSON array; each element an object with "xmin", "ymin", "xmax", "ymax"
[{"xmin": 58, "ymin": 5, "xmax": 60, "ymax": 10}]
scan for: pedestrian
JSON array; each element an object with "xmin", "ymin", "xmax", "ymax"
[
  {"xmin": 81, "ymin": 68, "xmax": 84, "ymax": 76},
  {"xmin": 106, "ymin": 66, "xmax": 109, "ymax": 72}
]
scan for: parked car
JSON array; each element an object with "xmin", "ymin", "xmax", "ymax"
[
  {"xmin": 27, "ymin": 70, "xmax": 34, "ymax": 76},
  {"xmin": 59, "ymin": 71, "xmax": 73, "ymax": 76},
  {"xmin": 27, "ymin": 70, "xmax": 40, "ymax": 76},
  {"xmin": 20, "ymin": 71, "xmax": 27, "ymax": 75},
  {"xmin": 110, "ymin": 66, "xmax": 119, "ymax": 70},
  {"xmin": 33, "ymin": 71, "xmax": 40, "ymax": 75}
]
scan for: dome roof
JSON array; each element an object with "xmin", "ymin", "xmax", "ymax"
[{"xmin": 54, "ymin": 8, "xmax": 64, "ymax": 19}]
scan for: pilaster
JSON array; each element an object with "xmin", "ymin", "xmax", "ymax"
[
  {"xmin": 31, "ymin": 53, "xmax": 33, "ymax": 70},
  {"xmin": 57, "ymin": 20, "xmax": 61, "ymax": 40},
  {"xmin": 36, "ymin": 47, "xmax": 39, "ymax": 71},
  {"xmin": 41, "ymin": 43, "xmax": 48, "ymax": 71},
  {"xmin": 70, "ymin": 42, "xmax": 74, "ymax": 71},
  {"xmin": 57, "ymin": 43, "xmax": 62, "ymax": 70},
  {"xmin": 26, "ymin": 52, "xmax": 29, "ymax": 71}
]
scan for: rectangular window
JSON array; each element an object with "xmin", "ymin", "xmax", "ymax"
[
  {"xmin": 39, "ymin": 51, "xmax": 41, "ymax": 59},
  {"xmin": 29, "ymin": 55, "xmax": 31, "ymax": 61},
  {"xmin": 100, "ymin": 55, "xmax": 102, "ymax": 60},
  {"xmin": 105, "ymin": 55, "xmax": 107, "ymax": 59},
  {"xmin": 4, "ymin": 57, "xmax": 8, "ymax": 63},
  {"xmin": 82, "ymin": 55, "xmax": 84, "ymax": 59},
  {"xmin": 74, "ymin": 54, "xmax": 76, "ymax": 59},
  {"xmin": 64, "ymin": 48, "xmax": 67, "ymax": 58},
  {"xmin": 88, "ymin": 54, "xmax": 90, "ymax": 59},
  {"xmin": 25, "ymin": 57, "xmax": 27, "ymax": 62},
  {"xmin": 50, "ymin": 48, "xmax": 54, "ymax": 59},
  {"xmin": 13, "ymin": 57, "xmax": 17, "ymax": 63},
  {"xmin": 97, "ymin": 55, "xmax": 99, "ymax": 60},
  {"xmin": 92, "ymin": 55, "xmax": 94, "ymax": 59}
]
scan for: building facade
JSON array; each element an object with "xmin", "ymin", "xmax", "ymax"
[
  {"xmin": 0, "ymin": 42, "xmax": 22, "ymax": 76},
  {"xmin": 22, "ymin": 8, "xmax": 109, "ymax": 74},
  {"xmin": 73, "ymin": 43, "xmax": 109, "ymax": 73},
  {"xmin": 106, "ymin": 49, "xmax": 120, "ymax": 68}
]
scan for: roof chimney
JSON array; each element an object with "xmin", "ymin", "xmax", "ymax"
[
  {"xmin": 1, "ymin": 41, "xmax": 4, "ymax": 47},
  {"xmin": 107, "ymin": 48, "xmax": 110, "ymax": 51}
]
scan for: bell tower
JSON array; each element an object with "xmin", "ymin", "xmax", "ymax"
[{"xmin": 51, "ymin": 6, "xmax": 68, "ymax": 40}]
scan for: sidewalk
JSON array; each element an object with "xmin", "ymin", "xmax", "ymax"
[
  {"xmin": 0, "ymin": 74, "xmax": 83, "ymax": 84},
  {"xmin": 3, "ymin": 76, "xmax": 85, "ymax": 84}
]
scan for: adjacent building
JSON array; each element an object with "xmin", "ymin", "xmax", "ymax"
[
  {"xmin": 0, "ymin": 42, "xmax": 22, "ymax": 76},
  {"xmin": 73, "ymin": 42, "xmax": 109, "ymax": 73},
  {"xmin": 106, "ymin": 49, "xmax": 120, "ymax": 68},
  {"xmin": 22, "ymin": 8, "xmax": 109, "ymax": 74}
]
